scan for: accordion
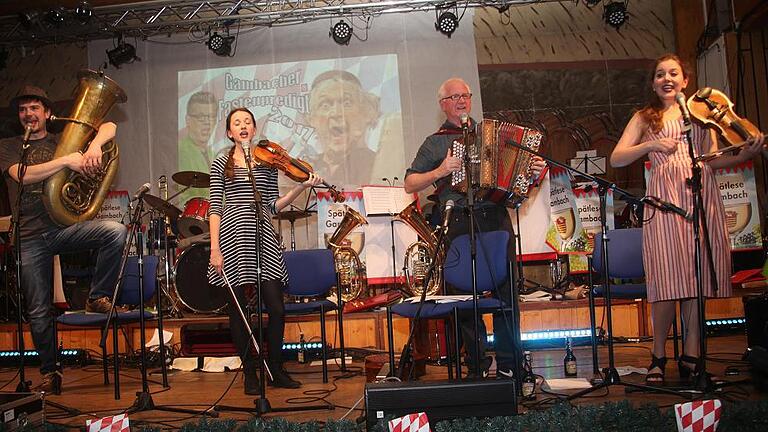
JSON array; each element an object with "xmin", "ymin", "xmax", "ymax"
[{"xmin": 451, "ymin": 119, "xmax": 543, "ymax": 207}]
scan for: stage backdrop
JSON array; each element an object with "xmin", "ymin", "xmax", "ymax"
[{"xmin": 87, "ymin": 12, "xmax": 481, "ymax": 251}]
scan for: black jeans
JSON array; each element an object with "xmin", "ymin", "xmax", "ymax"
[
  {"xmin": 445, "ymin": 205, "xmax": 518, "ymax": 371},
  {"xmin": 228, "ymin": 280, "xmax": 286, "ymax": 370}
]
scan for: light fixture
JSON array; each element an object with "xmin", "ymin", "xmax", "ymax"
[
  {"xmin": 330, "ymin": 20, "xmax": 352, "ymax": 45},
  {"xmin": 435, "ymin": 10, "xmax": 459, "ymax": 38},
  {"xmin": 106, "ymin": 40, "xmax": 138, "ymax": 68},
  {"xmin": 604, "ymin": 1, "xmax": 628, "ymax": 29},
  {"xmin": 45, "ymin": 7, "xmax": 67, "ymax": 27},
  {"xmin": 207, "ymin": 32, "xmax": 235, "ymax": 56},
  {"xmin": 74, "ymin": 1, "xmax": 93, "ymax": 24}
]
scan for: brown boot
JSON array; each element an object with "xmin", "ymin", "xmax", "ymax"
[{"xmin": 35, "ymin": 370, "xmax": 63, "ymax": 395}]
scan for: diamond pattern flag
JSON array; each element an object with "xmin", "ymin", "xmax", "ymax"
[
  {"xmin": 388, "ymin": 412, "xmax": 431, "ymax": 432},
  {"xmin": 675, "ymin": 399, "xmax": 722, "ymax": 432},
  {"xmin": 86, "ymin": 414, "xmax": 130, "ymax": 432}
]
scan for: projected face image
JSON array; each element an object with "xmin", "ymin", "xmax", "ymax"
[
  {"xmin": 187, "ymin": 101, "xmax": 217, "ymax": 146},
  {"xmin": 308, "ymin": 76, "xmax": 379, "ymax": 153}
]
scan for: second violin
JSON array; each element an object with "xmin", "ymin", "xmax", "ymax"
[{"xmin": 250, "ymin": 140, "xmax": 345, "ymax": 202}]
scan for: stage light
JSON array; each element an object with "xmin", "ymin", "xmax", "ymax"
[
  {"xmin": 330, "ymin": 21, "xmax": 353, "ymax": 45},
  {"xmin": 74, "ymin": 1, "xmax": 93, "ymax": 24},
  {"xmin": 107, "ymin": 41, "xmax": 138, "ymax": 68},
  {"xmin": 45, "ymin": 7, "xmax": 67, "ymax": 27},
  {"xmin": 435, "ymin": 11, "xmax": 459, "ymax": 38},
  {"xmin": 207, "ymin": 32, "xmax": 235, "ymax": 56},
  {"xmin": 604, "ymin": 1, "xmax": 628, "ymax": 29}
]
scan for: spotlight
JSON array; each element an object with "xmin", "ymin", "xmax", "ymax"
[
  {"xmin": 207, "ymin": 32, "xmax": 235, "ymax": 56},
  {"xmin": 435, "ymin": 11, "xmax": 459, "ymax": 38},
  {"xmin": 106, "ymin": 42, "xmax": 138, "ymax": 68},
  {"xmin": 330, "ymin": 21, "xmax": 352, "ymax": 45},
  {"xmin": 74, "ymin": 1, "xmax": 93, "ymax": 24},
  {"xmin": 45, "ymin": 7, "xmax": 67, "ymax": 27},
  {"xmin": 604, "ymin": 1, "xmax": 628, "ymax": 29}
]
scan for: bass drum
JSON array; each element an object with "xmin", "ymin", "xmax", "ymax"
[{"xmin": 174, "ymin": 242, "xmax": 228, "ymax": 313}]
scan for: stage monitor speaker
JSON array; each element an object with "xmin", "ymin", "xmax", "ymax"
[
  {"xmin": 364, "ymin": 379, "xmax": 517, "ymax": 429},
  {"xmin": 743, "ymin": 294, "xmax": 768, "ymax": 350}
]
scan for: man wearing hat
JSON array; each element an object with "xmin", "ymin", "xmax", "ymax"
[{"xmin": 0, "ymin": 85, "xmax": 127, "ymax": 394}]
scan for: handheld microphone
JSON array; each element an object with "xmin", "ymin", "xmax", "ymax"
[
  {"xmin": 22, "ymin": 124, "xmax": 33, "ymax": 145},
  {"xmin": 441, "ymin": 199, "xmax": 455, "ymax": 234},
  {"xmin": 675, "ymin": 92, "xmax": 691, "ymax": 126},
  {"xmin": 459, "ymin": 113, "xmax": 469, "ymax": 130},
  {"xmin": 643, "ymin": 196, "xmax": 692, "ymax": 221},
  {"xmin": 131, "ymin": 183, "xmax": 151, "ymax": 201}
]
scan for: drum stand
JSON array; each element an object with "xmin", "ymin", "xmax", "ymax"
[{"xmin": 102, "ymin": 195, "xmax": 212, "ymax": 416}]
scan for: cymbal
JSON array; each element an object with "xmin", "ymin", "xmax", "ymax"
[
  {"xmin": 273, "ymin": 210, "xmax": 313, "ymax": 222},
  {"xmin": 172, "ymin": 171, "xmax": 210, "ymax": 188},
  {"xmin": 143, "ymin": 194, "xmax": 182, "ymax": 220}
]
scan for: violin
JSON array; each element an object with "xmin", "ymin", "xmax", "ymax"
[
  {"xmin": 250, "ymin": 140, "xmax": 345, "ymax": 203},
  {"xmin": 687, "ymin": 87, "xmax": 763, "ymax": 147}
]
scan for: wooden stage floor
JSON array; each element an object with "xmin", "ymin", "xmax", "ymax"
[{"xmin": 0, "ymin": 334, "xmax": 762, "ymax": 430}]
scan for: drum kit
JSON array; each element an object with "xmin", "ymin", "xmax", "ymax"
[{"xmin": 142, "ymin": 170, "xmax": 314, "ymax": 316}]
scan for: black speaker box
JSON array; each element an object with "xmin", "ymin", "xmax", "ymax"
[
  {"xmin": 743, "ymin": 294, "xmax": 768, "ymax": 349},
  {"xmin": 364, "ymin": 379, "xmax": 517, "ymax": 429}
]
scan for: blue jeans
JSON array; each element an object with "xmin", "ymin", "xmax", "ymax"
[{"xmin": 20, "ymin": 220, "xmax": 127, "ymax": 373}]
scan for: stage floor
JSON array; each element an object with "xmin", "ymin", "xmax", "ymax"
[{"xmin": 0, "ymin": 334, "xmax": 762, "ymax": 429}]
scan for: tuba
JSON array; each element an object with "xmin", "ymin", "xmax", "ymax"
[
  {"xmin": 327, "ymin": 205, "xmax": 368, "ymax": 302},
  {"xmin": 43, "ymin": 70, "xmax": 126, "ymax": 226},
  {"xmin": 397, "ymin": 201, "xmax": 443, "ymax": 297}
]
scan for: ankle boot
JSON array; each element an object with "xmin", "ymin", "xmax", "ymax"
[
  {"xmin": 243, "ymin": 366, "xmax": 261, "ymax": 395},
  {"xmin": 269, "ymin": 365, "xmax": 301, "ymax": 389}
]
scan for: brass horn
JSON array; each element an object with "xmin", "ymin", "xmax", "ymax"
[
  {"xmin": 396, "ymin": 200, "xmax": 444, "ymax": 296},
  {"xmin": 327, "ymin": 205, "xmax": 369, "ymax": 302},
  {"xmin": 43, "ymin": 70, "xmax": 126, "ymax": 226}
]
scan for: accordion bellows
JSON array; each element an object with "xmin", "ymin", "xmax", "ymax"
[{"xmin": 451, "ymin": 119, "xmax": 543, "ymax": 207}]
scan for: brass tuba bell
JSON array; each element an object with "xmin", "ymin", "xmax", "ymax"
[
  {"xmin": 327, "ymin": 205, "xmax": 368, "ymax": 302},
  {"xmin": 396, "ymin": 200, "xmax": 444, "ymax": 296},
  {"xmin": 43, "ymin": 70, "xmax": 126, "ymax": 226}
]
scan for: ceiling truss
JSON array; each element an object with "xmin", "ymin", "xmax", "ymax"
[{"xmin": 0, "ymin": 0, "xmax": 558, "ymax": 47}]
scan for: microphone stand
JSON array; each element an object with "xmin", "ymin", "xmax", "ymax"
[
  {"xmin": 12, "ymin": 134, "xmax": 33, "ymax": 393},
  {"xmin": 215, "ymin": 143, "xmax": 331, "ymax": 415},
  {"xmin": 680, "ymin": 117, "xmax": 720, "ymax": 391},
  {"xmin": 461, "ymin": 121, "xmax": 483, "ymax": 379},
  {"xmin": 503, "ymin": 140, "xmax": 687, "ymax": 399}
]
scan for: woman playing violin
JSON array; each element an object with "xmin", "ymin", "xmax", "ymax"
[
  {"xmin": 610, "ymin": 54, "xmax": 764, "ymax": 384},
  {"xmin": 208, "ymin": 107, "xmax": 323, "ymax": 393}
]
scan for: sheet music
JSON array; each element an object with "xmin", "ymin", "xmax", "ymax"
[{"xmin": 361, "ymin": 186, "xmax": 415, "ymax": 216}]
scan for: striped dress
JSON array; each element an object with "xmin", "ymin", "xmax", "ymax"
[
  {"xmin": 207, "ymin": 153, "xmax": 288, "ymax": 288},
  {"xmin": 642, "ymin": 118, "xmax": 731, "ymax": 302}
]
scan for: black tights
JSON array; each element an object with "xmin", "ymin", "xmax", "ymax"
[{"xmin": 228, "ymin": 280, "xmax": 286, "ymax": 370}]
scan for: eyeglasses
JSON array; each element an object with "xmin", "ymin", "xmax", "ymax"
[{"xmin": 440, "ymin": 93, "xmax": 472, "ymax": 102}]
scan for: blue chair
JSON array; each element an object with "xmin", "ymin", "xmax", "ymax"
[
  {"xmin": 587, "ymin": 228, "xmax": 679, "ymax": 374},
  {"xmin": 387, "ymin": 230, "xmax": 514, "ymax": 380},
  {"xmin": 57, "ymin": 255, "xmax": 158, "ymax": 400},
  {"xmin": 282, "ymin": 249, "xmax": 342, "ymax": 383}
]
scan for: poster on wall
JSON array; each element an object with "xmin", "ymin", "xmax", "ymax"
[
  {"xmin": 546, "ymin": 166, "xmax": 589, "ymax": 272},
  {"xmin": 643, "ymin": 160, "xmax": 762, "ymax": 251},
  {"xmin": 573, "ymin": 184, "xmax": 615, "ymax": 252},
  {"xmin": 317, "ymin": 191, "xmax": 367, "ymax": 263},
  {"xmin": 96, "ymin": 190, "xmax": 130, "ymax": 224}
]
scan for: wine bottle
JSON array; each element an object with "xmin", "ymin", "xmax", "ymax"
[
  {"xmin": 521, "ymin": 351, "xmax": 536, "ymax": 400},
  {"xmin": 564, "ymin": 337, "xmax": 577, "ymax": 377}
]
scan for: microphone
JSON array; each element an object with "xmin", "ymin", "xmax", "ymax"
[
  {"xmin": 131, "ymin": 183, "xmax": 151, "ymax": 201},
  {"xmin": 459, "ymin": 113, "xmax": 469, "ymax": 130},
  {"xmin": 642, "ymin": 196, "xmax": 692, "ymax": 221},
  {"xmin": 441, "ymin": 199, "xmax": 455, "ymax": 234},
  {"xmin": 675, "ymin": 92, "xmax": 691, "ymax": 126},
  {"xmin": 22, "ymin": 124, "xmax": 33, "ymax": 145},
  {"xmin": 241, "ymin": 140, "xmax": 252, "ymax": 164}
]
